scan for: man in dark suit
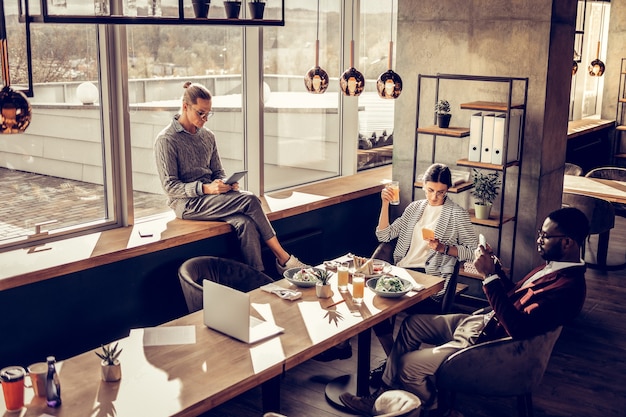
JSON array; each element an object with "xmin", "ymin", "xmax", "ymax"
[{"xmin": 340, "ymin": 207, "xmax": 589, "ymax": 416}]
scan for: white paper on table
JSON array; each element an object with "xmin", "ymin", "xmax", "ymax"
[
  {"xmin": 251, "ymin": 303, "xmax": 278, "ymax": 324},
  {"xmin": 264, "ymin": 192, "xmax": 327, "ymax": 212},
  {"xmin": 139, "ymin": 325, "xmax": 196, "ymax": 346}
]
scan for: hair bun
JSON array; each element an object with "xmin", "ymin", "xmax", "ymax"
[{"xmin": 183, "ymin": 81, "xmax": 192, "ymax": 89}]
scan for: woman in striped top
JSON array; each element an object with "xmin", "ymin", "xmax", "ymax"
[{"xmin": 373, "ymin": 163, "xmax": 478, "ymax": 353}]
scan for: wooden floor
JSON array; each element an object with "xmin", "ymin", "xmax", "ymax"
[{"xmin": 202, "ymin": 218, "xmax": 626, "ymax": 417}]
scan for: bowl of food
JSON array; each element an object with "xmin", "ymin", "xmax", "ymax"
[
  {"xmin": 284, "ymin": 267, "xmax": 324, "ymax": 287},
  {"xmin": 366, "ymin": 276, "xmax": 412, "ymax": 298},
  {"xmin": 349, "ymin": 255, "xmax": 391, "ymax": 278}
]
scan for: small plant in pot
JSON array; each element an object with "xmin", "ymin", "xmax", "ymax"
[
  {"xmin": 471, "ymin": 168, "xmax": 501, "ymax": 220},
  {"xmin": 192, "ymin": 0, "xmax": 210, "ymax": 18},
  {"xmin": 248, "ymin": 0, "xmax": 265, "ymax": 19},
  {"xmin": 96, "ymin": 343, "xmax": 123, "ymax": 382},
  {"xmin": 435, "ymin": 99, "xmax": 452, "ymax": 128},
  {"xmin": 315, "ymin": 269, "xmax": 333, "ymax": 298},
  {"xmin": 224, "ymin": 0, "xmax": 242, "ymax": 19}
]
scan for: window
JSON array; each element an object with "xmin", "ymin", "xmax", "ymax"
[
  {"xmin": 262, "ymin": 0, "xmax": 342, "ymax": 191},
  {"xmin": 357, "ymin": 0, "xmax": 396, "ymax": 170},
  {"xmin": 570, "ymin": 0, "xmax": 610, "ymax": 120},
  {"xmin": 0, "ymin": 17, "xmax": 111, "ymax": 247},
  {"xmin": 0, "ymin": 0, "xmax": 396, "ymax": 252}
]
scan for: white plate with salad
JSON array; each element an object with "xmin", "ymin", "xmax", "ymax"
[
  {"xmin": 284, "ymin": 267, "xmax": 325, "ymax": 287},
  {"xmin": 366, "ymin": 276, "xmax": 413, "ymax": 298}
]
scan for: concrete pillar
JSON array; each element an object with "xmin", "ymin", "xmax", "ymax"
[{"xmin": 393, "ymin": 1, "xmax": 577, "ymax": 279}]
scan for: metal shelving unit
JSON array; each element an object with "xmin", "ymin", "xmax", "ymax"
[{"xmin": 412, "ymin": 73, "xmax": 528, "ymax": 289}]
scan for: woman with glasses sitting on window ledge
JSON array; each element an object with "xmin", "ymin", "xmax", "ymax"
[
  {"xmin": 154, "ymin": 82, "xmax": 308, "ymax": 275},
  {"xmin": 314, "ymin": 163, "xmax": 478, "ymax": 365}
]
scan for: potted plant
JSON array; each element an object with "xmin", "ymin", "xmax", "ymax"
[
  {"xmin": 248, "ymin": 0, "xmax": 265, "ymax": 19},
  {"xmin": 471, "ymin": 169, "xmax": 501, "ymax": 220},
  {"xmin": 96, "ymin": 343, "xmax": 123, "ymax": 382},
  {"xmin": 435, "ymin": 99, "xmax": 452, "ymax": 128},
  {"xmin": 224, "ymin": 0, "xmax": 242, "ymax": 19},
  {"xmin": 192, "ymin": 0, "xmax": 210, "ymax": 18},
  {"xmin": 315, "ymin": 269, "xmax": 333, "ymax": 298}
]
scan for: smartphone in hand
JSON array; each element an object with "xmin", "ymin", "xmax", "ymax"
[
  {"xmin": 422, "ymin": 228, "xmax": 435, "ymax": 240},
  {"xmin": 223, "ymin": 170, "xmax": 247, "ymax": 185}
]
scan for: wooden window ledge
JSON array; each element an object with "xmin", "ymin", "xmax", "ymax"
[{"xmin": 0, "ymin": 167, "xmax": 391, "ymax": 291}]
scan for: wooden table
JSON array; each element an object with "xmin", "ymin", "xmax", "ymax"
[
  {"xmin": 0, "ymin": 266, "xmax": 442, "ymax": 416},
  {"xmin": 563, "ymin": 174, "xmax": 626, "ymax": 204}
]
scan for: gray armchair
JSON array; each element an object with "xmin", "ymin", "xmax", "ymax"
[
  {"xmin": 178, "ymin": 256, "xmax": 274, "ymax": 313},
  {"xmin": 562, "ymin": 192, "xmax": 615, "ymax": 268},
  {"xmin": 436, "ymin": 326, "xmax": 563, "ymax": 417}
]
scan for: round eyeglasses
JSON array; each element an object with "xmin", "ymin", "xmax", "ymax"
[
  {"xmin": 536, "ymin": 229, "xmax": 567, "ymax": 242},
  {"xmin": 189, "ymin": 105, "xmax": 214, "ymax": 120},
  {"xmin": 424, "ymin": 187, "xmax": 447, "ymax": 198}
]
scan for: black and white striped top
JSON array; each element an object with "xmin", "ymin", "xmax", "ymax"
[{"xmin": 376, "ymin": 198, "xmax": 478, "ymax": 299}]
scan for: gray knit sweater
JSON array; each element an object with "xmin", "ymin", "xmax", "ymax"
[{"xmin": 154, "ymin": 115, "xmax": 225, "ymax": 217}]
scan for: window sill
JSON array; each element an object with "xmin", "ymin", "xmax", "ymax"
[{"xmin": 0, "ymin": 166, "xmax": 391, "ymax": 291}]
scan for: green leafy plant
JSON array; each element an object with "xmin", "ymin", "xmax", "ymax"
[
  {"xmin": 471, "ymin": 169, "xmax": 501, "ymax": 205},
  {"xmin": 95, "ymin": 343, "xmax": 123, "ymax": 366},
  {"xmin": 315, "ymin": 269, "xmax": 333, "ymax": 285},
  {"xmin": 434, "ymin": 99, "xmax": 451, "ymax": 115}
]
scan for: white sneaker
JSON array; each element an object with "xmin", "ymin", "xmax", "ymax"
[{"xmin": 276, "ymin": 255, "xmax": 309, "ymax": 275}]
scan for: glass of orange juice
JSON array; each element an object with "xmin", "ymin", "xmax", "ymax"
[
  {"xmin": 387, "ymin": 181, "xmax": 400, "ymax": 205},
  {"xmin": 337, "ymin": 262, "xmax": 349, "ymax": 291},
  {"xmin": 352, "ymin": 272, "xmax": 365, "ymax": 304}
]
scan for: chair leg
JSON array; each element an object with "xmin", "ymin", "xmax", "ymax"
[
  {"xmin": 597, "ymin": 230, "xmax": 610, "ymax": 267},
  {"xmin": 516, "ymin": 393, "xmax": 533, "ymax": 417}
]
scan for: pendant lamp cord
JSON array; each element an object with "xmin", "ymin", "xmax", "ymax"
[
  {"xmin": 598, "ymin": 1, "xmax": 604, "ymax": 59},
  {"xmin": 388, "ymin": 0, "xmax": 394, "ymax": 70},
  {"xmin": 316, "ymin": 0, "xmax": 320, "ymax": 42},
  {"xmin": 389, "ymin": 0, "xmax": 394, "ymax": 41},
  {"xmin": 0, "ymin": 0, "xmax": 10, "ymax": 88}
]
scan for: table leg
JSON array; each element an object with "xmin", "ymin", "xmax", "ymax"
[
  {"xmin": 356, "ymin": 329, "xmax": 372, "ymax": 396},
  {"xmin": 324, "ymin": 329, "xmax": 372, "ymax": 412},
  {"xmin": 262, "ymin": 375, "xmax": 281, "ymax": 413}
]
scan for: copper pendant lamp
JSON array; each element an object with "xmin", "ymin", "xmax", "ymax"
[
  {"xmin": 588, "ymin": 1, "xmax": 606, "ymax": 77},
  {"xmin": 340, "ymin": 1, "xmax": 364, "ymax": 97},
  {"xmin": 304, "ymin": 0, "xmax": 329, "ymax": 94},
  {"xmin": 0, "ymin": 0, "xmax": 31, "ymax": 134},
  {"xmin": 376, "ymin": 0, "xmax": 402, "ymax": 99}
]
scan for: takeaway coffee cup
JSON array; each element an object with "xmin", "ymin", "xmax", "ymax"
[
  {"xmin": 27, "ymin": 362, "xmax": 48, "ymax": 397},
  {"xmin": 0, "ymin": 366, "xmax": 26, "ymax": 412}
]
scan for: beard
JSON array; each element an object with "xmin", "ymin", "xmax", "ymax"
[{"xmin": 539, "ymin": 243, "xmax": 562, "ymax": 262}]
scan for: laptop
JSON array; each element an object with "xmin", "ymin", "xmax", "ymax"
[{"xmin": 203, "ymin": 280, "xmax": 284, "ymax": 344}]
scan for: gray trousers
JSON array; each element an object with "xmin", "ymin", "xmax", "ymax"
[
  {"xmin": 181, "ymin": 190, "xmax": 276, "ymax": 271},
  {"xmin": 382, "ymin": 313, "xmax": 486, "ymax": 406}
]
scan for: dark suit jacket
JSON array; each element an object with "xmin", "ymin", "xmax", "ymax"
[{"xmin": 477, "ymin": 263, "xmax": 586, "ymax": 343}]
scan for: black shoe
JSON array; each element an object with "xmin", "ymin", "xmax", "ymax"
[
  {"xmin": 339, "ymin": 387, "xmax": 386, "ymax": 415},
  {"xmin": 313, "ymin": 342, "xmax": 352, "ymax": 362},
  {"xmin": 369, "ymin": 360, "xmax": 386, "ymax": 388}
]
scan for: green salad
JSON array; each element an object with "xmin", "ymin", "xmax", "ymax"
[
  {"xmin": 375, "ymin": 276, "xmax": 405, "ymax": 293},
  {"xmin": 293, "ymin": 268, "xmax": 318, "ymax": 282}
]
